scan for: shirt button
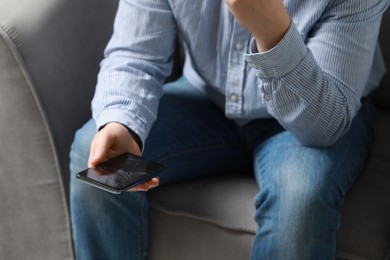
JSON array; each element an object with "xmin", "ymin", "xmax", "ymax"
[
  {"xmin": 235, "ymin": 42, "xmax": 243, "ymax": 50},
  {"xmin": 261, "ymin": 88, "xmax": 271, "ymax": 101},
  {"xmin": 230, "ymin": 94, "xmax": 239, "ymax": 102},
  {"xmin": 261, "ymin": 83, "xmax": 271, "ymax": 101}
]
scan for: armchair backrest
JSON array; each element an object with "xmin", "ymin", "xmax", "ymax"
[
  {"xmin": 0, "ymin": 0, "xmax": 119, "ymax": 182},
  {"xmin": 373, "ymin": 8, "xmax": 390, "ymax": 109}
]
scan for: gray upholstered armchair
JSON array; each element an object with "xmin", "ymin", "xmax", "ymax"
[{"xmin": 1, "ymin": 0, "xmax": 389, "ymax": 259}]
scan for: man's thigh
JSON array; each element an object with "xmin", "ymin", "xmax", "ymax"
[{"xmin": 141, "ymin": 77, "xmax": 252, "ymax": 185}]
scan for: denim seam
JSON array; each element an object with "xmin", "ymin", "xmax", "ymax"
[
  {"xmin": 149, "ymin": 204, "xmax": 256, "ymax": 235},
  {"xmin": 137, "ymin": 194, "xmax": 147, "ymax": 260},
  {"xmin": 137, "ymin": 194, "xmax": 142, "ymax": 260}
]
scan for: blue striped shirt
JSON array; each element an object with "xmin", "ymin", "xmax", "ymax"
[{"xmin": 92, "ymin": 0, "xmax": 389, "ymax": 147}]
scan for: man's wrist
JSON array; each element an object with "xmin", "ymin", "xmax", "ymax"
[
  {"xmin": 125, "ymin": 126, "xmax": 143, "ymax": 152},
  {"xmin": 99, "ymin": 122, "xmax": 143, "ymax": 152},
  {"xmin": 253, "ymin": 13, "xmax": 291, "ymax": 52}
]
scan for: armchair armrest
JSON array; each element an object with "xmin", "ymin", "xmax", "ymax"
[{"xmin": 0, "ymin": 0, "xmax": 118, "ymax": 259}]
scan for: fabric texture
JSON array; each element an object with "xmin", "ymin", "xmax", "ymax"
[
  {"xmin": 148, "ymin": 108, "xmax": 390, "ymax": 259},
  {"xmin": 0, "ymin": 33, "xmax": 72, "ymax": 260},
  {"xmin": 0, "ymin": 0, "xmax": 118, "ymax": 190},
  {"xmin": 1, "ymin": 0, "xmax": 390, "ymax": 259},
  {"xmin": 0, "ymin": 0, "xmax": 118, "ymax": 259},
  {"xmin": 148, "ymin": 188, "xmax": 255, "ymax": 260},
  {"xmin": 372, "ymin": 8, "xmax": 390, "ymax": 109},
  {"xmin": 92, "ymin": 0, "xmax": 389, "ymax": 148}
]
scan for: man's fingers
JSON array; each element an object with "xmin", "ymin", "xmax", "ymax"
[
  {"xmin": 88, "ymin": 131, "xmax": 113, "ymax": 167},
  {"xmin": 127, "ymin": 177, "xmax": 160, "ymax": 192},
  {"xmin": 88, "ymin": 122, "xmax": 141, "ymax": 167}
]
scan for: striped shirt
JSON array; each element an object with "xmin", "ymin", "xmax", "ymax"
[{"xmin": 92, "ymin": 0, "xmax": 389, "ymax": 147}]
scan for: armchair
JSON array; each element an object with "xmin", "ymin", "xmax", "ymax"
[{"xmin": 1, "ymin": 0, "xmax": 389, "ymax": 259}]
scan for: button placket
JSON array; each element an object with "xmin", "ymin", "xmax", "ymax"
[
  {"xmin": 261, "ymin": 82, "xmax": 271, "ymax": 102},
  {"xmin": 230, "ymin": 93, "xmax": 239, "ymax": 102},
  {"xmin": 225, "ymin": 22, "xmax": 250, "ymax": 117}
]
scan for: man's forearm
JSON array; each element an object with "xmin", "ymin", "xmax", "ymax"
[{"xmin": 224, "ymin": 0, "xmax": 291, "ymax": 52}]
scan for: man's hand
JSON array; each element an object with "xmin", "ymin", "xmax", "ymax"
[
  {"xmin": 224, "ymin": 0, "xmax": 291, "ymax": 52},
  {"xmin": 88, "ymin": 122, "xmax": 159, "ymax": 192}
]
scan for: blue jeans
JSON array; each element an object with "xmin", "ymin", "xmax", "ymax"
[{"xmin": 70, "ymin": 77, "xmax": 375, "ymax": 259}]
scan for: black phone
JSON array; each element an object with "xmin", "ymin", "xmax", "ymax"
[{"xmin": 76, "ymin": 153, "xmax": 166, "ymax": 194}]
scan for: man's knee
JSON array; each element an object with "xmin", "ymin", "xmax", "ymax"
[{"xmin": 253, "ymin": 149, "xmax": 344, "ymax": 237}]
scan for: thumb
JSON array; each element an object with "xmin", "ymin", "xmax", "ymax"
[{"xmin": 88, "ymin": 131, "xmax": 112, "ymax": 167}]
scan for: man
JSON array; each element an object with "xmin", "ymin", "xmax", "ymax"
[{"xmin": 70, "ymin": 0, "xmax": 389, "ymax": 259}]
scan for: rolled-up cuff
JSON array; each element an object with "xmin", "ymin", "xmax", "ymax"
[
  {"xmin": 94, "ymin": 108, "xmax": 149, "ymax": 150},
  {"xmin": 245, "ymin": 23, "xmax": 307, "ymax": 78}
]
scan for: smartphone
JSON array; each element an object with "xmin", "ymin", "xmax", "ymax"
[{"xmin": 76, "ymin": 153, "xmax": 166, "ymax": 194}]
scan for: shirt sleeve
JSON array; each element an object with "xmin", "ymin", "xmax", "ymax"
[
  {"xmin": 92, "ymin": 0, "xmax": 177, "ymax": 146},
  {"xmin": 245, "ymin": 1, "xmax": 389, "ymax": 147}
]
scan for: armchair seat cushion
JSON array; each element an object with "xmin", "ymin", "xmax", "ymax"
[
  {"xmin": 148, "ymin": 176, "xmax": 257, "ymax": 260},
  {"xmin": 336, "ymin": 110, "xmax": 390, "ymax": 260}
]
